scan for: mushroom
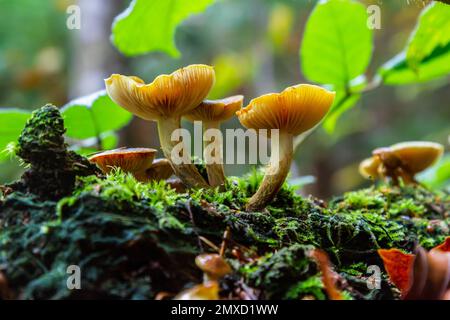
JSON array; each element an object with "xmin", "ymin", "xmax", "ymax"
[
  {"xmin": 195, "ymin": 253, "xmax": 232, "ymax": 283},
  {"xmin": 236, "ymin": 84, "xmax": 335, "ymax": 211},
  {"xmin": 105, "ymin": 65, "xmax": 215, "ymax": 189},
  {"xmin": 359, "ymin": 141, "xmax": 444, "ymax": 185},
  {"xmin": 145, "ymin": 158, "xmax": 174, "ymax": 181},
  {"xmin": 185, "ymin": 95, "xmax": 244, "ymax": 187},
  {"xmin": 359, "ymin": 156, "xmax": 381, "ymax": 180},
  {"xmin": 174, "ymin": 281, "xmax": 219, "ymax": 300},
  {"xmin": 89, "ymin": 148, "xmax": 157, "ymax": 182},
  {"xmin": 89, "ymin": 148, "xmax": 174, "ymax": 182}
]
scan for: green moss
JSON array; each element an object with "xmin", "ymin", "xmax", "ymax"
[
  {"xmin": 10, "ymin": 105, "xmax": 99, "ymax": 200},
  {"xmin": 285, "ymin": 275, "xmax": 325, "ymax": 300},
  {"xmin": 240, "ymin": 244, "xmax": 319, "ymax": 299}
]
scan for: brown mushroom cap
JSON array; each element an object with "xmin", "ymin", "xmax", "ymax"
[
  {"xmin": 185, "ymin": 95, "xmax": 244, "ymax": 123},
  {"xmin": 388, "ymin": 141, "xmax": 444, "ymax": 174},
  {"xmin": 89, "ymin": 148, "xmax": 157, "ymax": 175},
  {"xmin": 359, "ymin": 156, "xmax": 381, "ymax": 179},
  {"xmin": 195, "ymin": 253, "xmax": 232, "ymax": 278},
  {"xmin": 146, "ymin": 158, "xmax": 174, "ymax": 181},
  {"xmin": 236, "ymin": 84, "xmax": 335, "ymax": 136},
  {"xmin": 105, "ymin": 64, "xmax": 215, "ymax": 120}
]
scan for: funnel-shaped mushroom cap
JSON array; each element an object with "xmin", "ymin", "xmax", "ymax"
[
  {"xmin": 195, "ymin": 254, "xmax": 232, "ymax": 279},
  {"xmin": 146, "ymin": 158, "xmax": 174, "ymax": 180},
  {"xmin": 388, "ymin": 141, "xmax": 444, "ymax": 173},
  {"xmin": 236, "ymin": 84, "xmax": 335, "ymax": 135},
  {"xmin": 89, "ymin": 148, "xmax": 157, "ymax": 174},
  {"xmin": 105, "ymin": 65, "xmax": 215, "ymax": 120},
  {"xmin": 359, "ymin": 156, "xmax": 381, "ymax": 179},
  {"xmin": 185, "ymin": 95, "xmax": 244, "ymax": 123}
]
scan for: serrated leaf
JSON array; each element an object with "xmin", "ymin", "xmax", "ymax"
[
  {"xmin": 62, "ymin": 90, "xmax": 132, "ymax": 140},
  {"xmin": 300, "ymin": 0, "xmax": 373, "ymax": 87},
  {"xmin": 0, "ymin": 109, "xmax": 31, "ymax": 161},
  {"xmin": 111, "ymin": 0, "xmax": 215, "ymax": 57}
]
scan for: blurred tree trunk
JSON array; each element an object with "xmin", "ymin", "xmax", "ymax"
[{"xmin": 69, "ymin": 0, "xmax": 126, "ymax": 98}]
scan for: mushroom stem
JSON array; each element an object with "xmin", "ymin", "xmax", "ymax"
[
  {"xmin": 203, "ymin": 121, "xmax": 226, "ymax": 188},
  {"xmin": 246, "ymin": 131, "xmax": 293, "ymax": 211},
  {"xmin": 157, "ymin": 117, "xmax": 209, "ymax": 188}
]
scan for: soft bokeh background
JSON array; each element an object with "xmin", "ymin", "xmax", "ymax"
[{"xmin": 0, "ymin": 0, "xmax": 448, "ymax": 198}]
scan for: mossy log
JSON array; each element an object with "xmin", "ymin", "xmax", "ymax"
[{"xmin": 0, "ymin": 106, "xmax": 448, "ymax": 300}]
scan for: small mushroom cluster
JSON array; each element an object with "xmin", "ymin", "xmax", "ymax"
[
  {"xmin": 97, "ymin": 64, "xmax": 336, "ymax": 211},
  {"xmin": 359, "ymin": 141, "xmax": 444, "ymax": 185}
]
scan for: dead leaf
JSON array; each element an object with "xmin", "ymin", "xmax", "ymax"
[
  {"xmin": 310, "ymin": 249, "xmax": 343, "ymax": 300},
  {"xmin": 378, "ymin": 248, "xmax": 415, "ymax": 295}
]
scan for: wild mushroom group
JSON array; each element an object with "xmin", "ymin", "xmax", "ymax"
[
  {"xmin": 359, "ymin": 141, "xmax": 444, "ymax": 185},
  {"xmin": 95, "ymin": 64, "xmax": 444, "ymax": 212}
]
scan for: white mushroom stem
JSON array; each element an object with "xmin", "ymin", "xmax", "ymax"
[
  {"xmin": 203, "ymin": 121, "xmax": 226, "ymax": 188},
  {"xmin": 246, "ymin": 131, "xmax": 293, "ymax": 211},
  {"xmin": 157, "ymin": 116, "xmax": 209, "ymax": 188}
]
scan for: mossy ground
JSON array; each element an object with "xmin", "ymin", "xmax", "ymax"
[
  {"xmin": 1, "ymin": 169, "xmax": 448, "ymax": 299},
  {"xmin": 0, "ymin": 106, "xmax": 448, "ymax": 300}
]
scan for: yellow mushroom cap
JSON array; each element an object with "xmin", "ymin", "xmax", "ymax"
[
  {"xmin": 89, "ymin": 148, "xmax": 157, "ymax": 174},
  {"xmin": 388, "ymin": 141, "xmax": 444, "ymax": 173},
  {"xmin": 195, "ymin": 253, "xmax": 232, "ymax": 278},
  {"xmin": 174, "ymin": 281, "xmax": 219, "ymax": 300},
  {"xmin": 359, "ymin": 156, "xmax": 381, "ymax": 179},
  {"xmin": 236, "ymin": 84, "xmax": 335, "ymax": 135},
  {"xmin": 146, "ymin": 158, "xmax": 174, "ymax": 180},
  {"xmin": 184, "ymin": 95, "xmax": 244, "ymax": 123},
  {"xmin": 105, "ymin": 65, "xmax": 215, "ymax": 120}
]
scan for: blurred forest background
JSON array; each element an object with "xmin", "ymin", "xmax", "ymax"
[{"xmin": 0, "ymin": 0, "xmax": 448, "ymax": 198}]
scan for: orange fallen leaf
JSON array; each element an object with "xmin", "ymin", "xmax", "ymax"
[
  {"xmin": 378, "ymin": 248, "xmax": 415, "ymax": 295},
  {"xmin": 378, "ymin": 237, "xmax": 450, "ymax": 299},
  {"xmin": 310, "ymin": 249, "xmax": 343, "ymax": 300}
]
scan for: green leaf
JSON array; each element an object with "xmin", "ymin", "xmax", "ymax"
[
  {"xmin": 300, "ymin": 0, "xmax": 373, "ymax": 87},
  {"xmin": 62, "ymin": 90, "xmax": 132, "ymax": 140},
  {"xmin": 111, "ymin": 0, "xmax": 215, "ymax": 57},
  {"xmin": 70, "ymin": 132, "xmax": 119, "ymax": 156},
  {"xmin": 0, "ymin": 109, "xmax": 31, "ymax": 161},
  {"xmin": 378, "ymin": 3, "xmax": 450, "ymax": 85},
  {"xmin": 323, "ymin": 93, "xmax": 361, "ymax": 133},
  {"xmin": 406, "ymin": 2, "xmax": 450, "ymax": 70},
  {"xmin": 322, "ymin": 75, "xmax": 366, "ymax": 133},
  {"xmin": 379, "ymin": 45, "xmax": 450, "ymax": 85},
  {"xmin": 418, "ymin": 154, "xmax": 450, "ymax": 190}
]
